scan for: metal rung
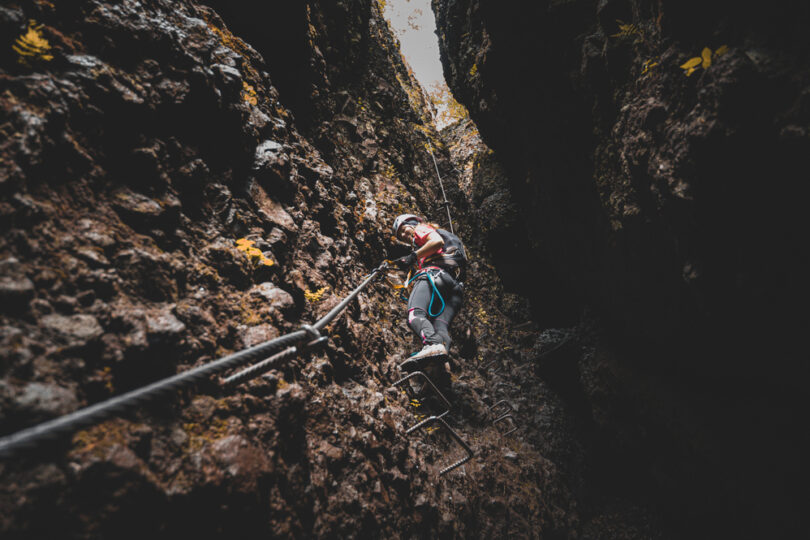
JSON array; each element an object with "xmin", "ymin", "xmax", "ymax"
[
  {"xmin": 393, "ymin": 371, "xmax": 452, "ymax": 419},
  {"xmin": 493, "ymin": 414, "xmax": 518, "ymax": 436},
  {"xmin": 405, "ymin": 415, "xmax": 473, "ymax": 476},
  {"xmin": 489, "ymin": 400, "xmax": 513, "ymax": 418}
]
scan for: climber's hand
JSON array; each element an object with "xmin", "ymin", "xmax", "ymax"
[{"xmin": 395, "ymin": 251, "xmax": 417, "ymax": 270}]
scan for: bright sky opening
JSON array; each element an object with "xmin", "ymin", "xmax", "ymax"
[{"xmin": 382, "ymin": 0, "xmax": 465, "ymax": 129}]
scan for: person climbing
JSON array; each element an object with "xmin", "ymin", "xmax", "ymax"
[{"xmin": 392, "ymin": 214, "xmax": 466, "ymax": 371}]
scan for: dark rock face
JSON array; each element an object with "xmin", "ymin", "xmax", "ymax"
[
  {"xmin": 0, "ymin": 0, "xmax": 590, "ymax": 538},
  {"xmin": 5, "ymin": 0, "xmax": 804, "ymax": 535},
  {"xmin": 435, "ymin": 0, "xmax": 810, "ymax": 346},
  {"xmin": 435, "ymin": 0, "xmax": 809, "ymax": 536}
]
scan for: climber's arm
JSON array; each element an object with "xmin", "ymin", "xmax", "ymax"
[{"xmin": 415, "ymin": 230, "xmax": 444, "ymax": 259}]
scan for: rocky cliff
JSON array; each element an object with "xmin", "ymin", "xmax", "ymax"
[
  {"xmin": 434, "ymin": 0, "xmax": 808, "ymax": 537},
  {"xmin": 0, "ymin": 0, "xmax": 603, "ymax": 537},
  {"xmin": 3, "ymin": 0, "xmax": 805, "ymax": 536}
]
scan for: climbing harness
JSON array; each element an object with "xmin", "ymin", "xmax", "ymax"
[
  {"xmin": 0, "ymin": 262, "xmax": 391, "ymax": 458},
  {"xmin": 405, "ymin": 269, "xmax": 446, "ymax": 317}
]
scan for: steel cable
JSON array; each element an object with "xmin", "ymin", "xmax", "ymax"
[
  {"xmin": 313, "ymin": 267, "xmax": 385, "ymax": 331},
  {"xmin": 425, "ymin": 140, "xmax": 454, "ymax": 234},
  {"xmin": 0, "ymin": 329, "xmax": 306, "ymax": 458},
  {"xmin": 0, "ymin": 261, "xmax": 389, "ymax": 459},
  {"xmin": 221, "ymin": 345, "xmax": 300, "ymax": 387}
]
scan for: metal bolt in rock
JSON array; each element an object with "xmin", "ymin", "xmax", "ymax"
[{"xmin": 406, "ymin": 415, "xmax": 473, "ymax": 476}]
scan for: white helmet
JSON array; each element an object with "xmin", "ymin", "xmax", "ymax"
[{"xmin": 392, "ymin": 214, "xmax": 423, "ymax": 237}]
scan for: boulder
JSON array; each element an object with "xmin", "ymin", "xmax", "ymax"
[
  {"xmin": 16, "ymin": 381, "xmax": 80, "ymax": 419},
  {"xmin": 41, "ymin": 313, "xmax": 103, "ymax": 341},
  {"xmin": 249, "ymin": 282, "xmax": 294, "ymax": 311},
  {"xmin": 0, "ymin": 257, "xmax": 34, "ymax": 311}
]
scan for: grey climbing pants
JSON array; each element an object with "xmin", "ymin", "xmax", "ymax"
[{"xmin": 406, "ymin": 269, "xmax": 464, "ymax": 349}]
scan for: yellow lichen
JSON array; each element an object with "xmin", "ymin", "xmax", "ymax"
[
  {"xmin": 680, "ymin": 45, "xmax": 729, "ymax": 76},
  {"xmin": 469, "ymin": 63, "xmax": 478, "ymax": 77},
  {"xmin": 242, "ymin": 81, "xmax": 258, "ymax": 106},
  {"xmin": 202, "ymin": 14, "xmax": 261, "ymax": 85},
  {"xmin": 214, "ymin": 398, "xmax": 231, "ymax": 411},
  {"xmin": 184, "ymin": 417, "xmax": 230, "ymax": 451},
  {"xmin": 236, "ymin": 237, "xmax": 274, "ymax": 267},
  {"xmin": 700, "ymin": 46, "xmax": 712, "ymax": 68},
  {"xmin": 611, "ymin": 19, "xmax": 642, "ymax": 40},
  {"xmin": 680, "ymin": 56, "xmax": 701, "ymax": 76},
  {"xmin": 72, "ymin": 419, "xmax": 136, "ymax": 458},
  {"xmin": 13, "ymin": 20, "xmax": 53, "ymax": 64},
  {"xmin": 381, "ymin": 163, "xmax": 397, "ymax": 180},
  {"xmin": 239, "ymin": 304, "xmax": 262, "ymax": 325},
  {"xmin": 99, "ymin": 366, "xmax": 114, "ymax": 393},
  {"xmin": 641, "ymin": 57, "xmax": 659, "ymax": 75},
  {"xmin": 304, "ymin": 286, "xmax": 329, "ymax": 303}
]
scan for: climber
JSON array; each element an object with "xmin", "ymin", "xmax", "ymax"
[{"xmin": 392, "ymin": 214, "xmax": 466, "ymax": 370}]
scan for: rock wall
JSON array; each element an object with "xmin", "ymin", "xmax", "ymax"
[
  {"xmin": 434, "ymin": 0, "xmax": 809, "ymax": 536},
  {"xmin": 5, "ymin": 0, "xmax": 804, "ymax": 535},
  {"xmin": 0, "ymin": 0, "xmax": 599, "ymax": 537}
]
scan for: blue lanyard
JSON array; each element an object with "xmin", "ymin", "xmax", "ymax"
[{"xmin": 406, "ymin": 270, "xmax": 445, "ymax": 317}]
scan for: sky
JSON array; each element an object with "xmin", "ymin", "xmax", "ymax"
[{"xmin": 382, "ymin": 0, "xmax": 446, "ymax": 95}]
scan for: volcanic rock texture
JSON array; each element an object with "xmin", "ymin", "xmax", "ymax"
[
  {"xmin": 434, "ymin": 0, "xmax": 809, "ymax": 537},
  {"xmin": 0, "ymin": 0, "xmax": 596, "ymax": 538}
]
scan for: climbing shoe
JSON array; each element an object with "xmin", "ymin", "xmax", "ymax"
[
  {"xmin": 399, "ymin": 343, "xmax": 448, "ymax": 373},
  {"xmin": 412, "ymin": 343, "xmax": 447, "ymax": 360}
]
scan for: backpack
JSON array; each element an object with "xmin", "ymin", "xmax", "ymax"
[{"xmin": 424, "ymin": 228, "xmax": 467, "ymax": 279}]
